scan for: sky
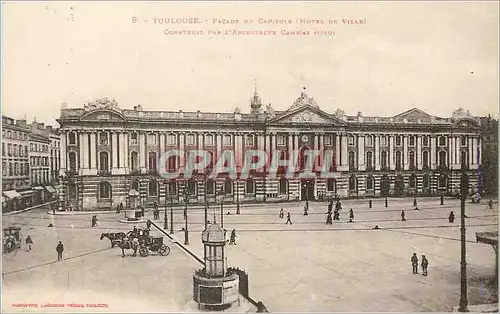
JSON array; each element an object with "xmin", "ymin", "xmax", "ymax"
[{"xmin": 2, "ymin": 1, "xmax": 499, "ymax": 126}]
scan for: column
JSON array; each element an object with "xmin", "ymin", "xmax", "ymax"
[
  {"xmin": 79, "ymin": 132, "xmax": 85, "ymax": 170},
  {"xmin": 139, "ymin": 132, "xmax": 146, "ymax": 169},
  {"xmin": 430, "ymin": 136, "xmax": 436, "ymax": 169},
  {"xmin": 90, "ymin": 132, "xmax": 97, "ymax": 174},
  {"xmin": 266, "ymin": 134, "xmax": 272, "ymax": 156},
  {"xmin": 216, "ymin": 133, "xmax": 222, "ymax": 165},
  {"xmin": 318, "ymin": 134, "xmax": 324, "ymax": 169},
  {"xmin": 235, "ymin": 133, "xmax": 243, "ymax": 168},
  {"xmin": 118, "ymin": 132, "xmax": 124, "ymax": 168},
  {"xmin": 374, "ymin": 135, "xmax": 380, "ymax": 171},
  {"xmin": 468, "ymin": 137, "xmax": 473, "ymax": 168},
  {"xmin": 82, "ymin": 132, "xmax": 89, "ymax": 171},
  {"xmin": 389, "ymin": 135, "xmax": 395, "ymax": 170},
  {"xmin": 478, "ymin": 137, "xmax": 482, "ymax": 166},
  {"xmin": 341, "ymin": 135, "xmax": 348, "ymax": 167},
  {"xmin": 160, "ymin": 133, "xmax": 166, "ymax": 156},
  {"xmin": 294, "ymin": 133, "xmax": 299, "ymax": 150},
  {"xmin": 417, "ymin": 135, "xmax": 422, "ymax": 169},
  {"xmin": 124, "ymin": 132, "xmax": 129, "ymax": 170},
  {"xmin": 358, "ymin": 135, "xmax": 365, "ymax": 171},
  {"xmin": 456, "ymin": 136, "xmax": 460, "ymax": 167},
  {"xmin": 179, "ymin": 133, "xmax": 185, "ymax": 168},
  {"xmin": 287, "ymin": 133, "xmax": 293, "ymax": 151},
  {"xmin": 257, "ymin": 133, "xmax": 265, "ymax": 151},
  {"xmin": 60, "ymin": 132, "xmax": 67, "ymax": 173},
  {"xmin": 472, "ymin": 137, "xmax": 478, "ymax": 165},
  {"xmin": 112, "ymin": 132, "xmax": 118, "ymax": 169},
  {"xmin": 449, "ymin": 136, "xmax": 453, "ymax": 167},
  {"xmin": 403, "ymin": 136, "xmax": 408, "ymax": 170},
  {"xmin": 335, "ymin": 134, "xmax": 341, "ymax": 169}
]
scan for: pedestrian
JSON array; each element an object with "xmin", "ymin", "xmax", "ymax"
[
  {"xmin": 413, "ymin": 206, "xmax": 420, "ymax": 211},
  {"xmin": 305, "ymin": 200, "xmax": 309, "ymax": 210},
  {"xmin": 411, "ymin": 253, "xmax": 419, "ymax": 274},
  {"xmin": 119, "ymin": 202, "xmax": 123, "ymax": 212},
  {"xmin": 303, "ymin": 205, "xmax": 308, "ymax": 216},
  {"xmin": 285, "ymin": 212, "xmax": 292, "ymax": 225},
  {"xmin": 349, "ymin": 208, "xmax": 354, "ymax": 223},
  {"xmin": 56, "ymin": 241, "xmax": 64, "ymax": 261},
  {"xmin": 326, "ymin": 212, "xmax": 333, "ymax": 225},
  {"xmin": 94, "ymin": 215, "xmax": 99, "ymax": 227},
  {"xmin": 279, "ymin": 208, "xmax": 284, "ymax": 219},
  {"xmin": 401, "ymin": 210, "xmax": 406, "ymax": 222},
  {"xmin": 448, "ymin": 211, "xmax": 455, "ymax": 223},
  {"xmin": 116, "ymin": 204, "xmax": 120, "ymax": 214},
  {"xmin": 52, "ymin": 207, "xmax": 55, "ymax": 215},
  {"xmin": 421, "ymin": 255, "xmax": 429, "ymax": 276},
  {"xmin": 229, "ymin": 229, "xmax": 237, "ymax": 245},
  {"xmin": 146, "ymin": 219, "xmax": 152, "ymax": 230},
  {"xmin": 141, "ymin": 206, "xmax": 145, "ymax": 217},
  {"xmin": 488, "ymin": 199, "xmax": 493, "ymax": 209},
  {"xmin": 25, "ymin": 235, "xmax": 33, "ymax": 251},
  {"xmin": 91, "ymin": 215, "xmax": 96, "ymax": 227}
]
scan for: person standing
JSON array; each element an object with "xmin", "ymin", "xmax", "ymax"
[
  {"xmin": 326, "ymin": 212, "xmax": 332, "ymax": 225},
  {"xmin": 229, "ymin": 229, "xmax": 237, "ymax": 245},
  {"xmin": 411, "ymin": 253, "xmax": 419, "ymax": 274},
  {"xmin": 349, "ymin": 209, "xmax": 354, "ymax": 223},
  {"xmin": 25, "ymin": 235, "xmax": 33, "ymax": 251},
  {"xmin": 489, "ymin": 199, "xmax": 493, "ymax": 209},
  {"xmin": 285, "ymin": 212, "xmax": 292, "ymax": 225},
  {"xmin": 303, "ymin": 205, "xmax": 308, "ymax": 216},
  {"xmin": 448, "ymin": 211, "xmax": 455, "ymax": 223},
  {"xmin": 401, "ymin": 210, "xmax": 406, "ymax": 222},
  {"xmin": 91, "ymin": 215, "xmax": 96, "ymax": 227},
  {"xmin": 421, "ymin": 255, "xmax": 429, "ymax": 276},
  {"xmin": 279, "ymin": 208, "xmax": 284, "ymax": 219},
  {"xmin": 56, "ymin": 241, "xmax": 64, "ymax": 261}
]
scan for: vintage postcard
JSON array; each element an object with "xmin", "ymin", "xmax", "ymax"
[{"xmin": 1, "ymin": 1, "xmax": 498, "ymax": 312}]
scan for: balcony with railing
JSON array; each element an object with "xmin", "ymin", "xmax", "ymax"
[{"xmin": 97, "ymin": 169, "xmax": 111, "ymax": 177}]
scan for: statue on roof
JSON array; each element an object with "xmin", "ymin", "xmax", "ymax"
[
  {"xmin": 266, "ymin": 103, "xmax": 276, "ymax": 118},
  {"xmin": 287, "ymin": 86, "xmax": 319, "ymax": 112}
]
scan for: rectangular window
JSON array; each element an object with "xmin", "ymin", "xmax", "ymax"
[
  {"xmin": 380, "ymin": 136, "xmax": 387, "ymax": 146},
  {"xmin": 13, "ymin": 144, "xmax": 17, "ymax": 157},
  {"xmin": 409, "ymin": 136, "xmax": 415, "ymax": 147},
  {"xmin": 461, "ymin": 136, "xmax": 467, "ymax": 146},
  {"xmin": 2, "ymin": 143, "xmax": 4, "ymax": 156},
  {"xmin": 348, "ymin": 136, "xmax": 355, "ymax": 146},
  {"xmin": 167, "ymin": 134, "xmax": 176, "ymax": 145},
  {"xmin": 422, "ymin": 136, "xmax": 429, "ymax": 147},
  {"xmin": 277, "ymin": 135, "xmax": 285, "ymax": 146},
  {"xmin": 205, "ymin": 134, "xmax": 214, "ymax": 146},
  {"xmin": 439, "ymin": 136, "xmax": 446, "ymax": 147},
  {"xmin": 147, "ymin": 133, "xmax": 157, "ymax": 145},
  {"xmin": 222, "ymin": 134, "xmax": 232, "ymax": 146},
  {"xmin": 395, "ymin": 136, "xmax": 402, "ymax": 146},
  {"xmin": 187, "ymin": 134, "xmax": 195, "ymax": 146},
  {"xmin": 365, "ymin": 136, "xmax": 373, "ymax": 147},
  {"xmin": 324, "ymin": 135, "xmax": 332, "ymax": 146},
  {"xmin": 8, "ymin": 144, "xmax": 12, "ymax": 156},
  {"xmin": 130, "ymin": 133, "xmax": 138, "ymax": 145},
  {"xmin": 245, "ymin": 134, "xmax": 254, "ymax": 146}
]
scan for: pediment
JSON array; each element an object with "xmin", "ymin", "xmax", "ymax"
[
  {"xmin": 453, "ymin": 117, "xmax": 479, "ymax": 128},
  {"xmin": 394, "ymin": 108, "xmax": 432, "ymax": 122},
  {"xmin": 270, "ymin": 107, "xmax": 346, "ymax": 125},
  {"xmin": 80, "ymin": 109, "xmax": 127, "ymax": 122}
]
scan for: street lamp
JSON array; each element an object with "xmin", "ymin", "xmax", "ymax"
[
  {"xmin": 218, "ymin": 186, "xmax": 226, "ymax": 226},
  {"xmin": 183, "ymin": 181, "xmax": 190, "ymax": 245},
  {"xmin": 459, "ymin": 163, "xmax": 469, "ymax": 312},
  {"xmin": 236, "ymin": 178, "xmax": 241, "ymax": 215},
  {"xmin": 163, "ymin": 180, "xmax": 169, "ymax": 229},
  {"xmin": 170, "ymin": 182, "xmax": 174, "ymax": 234}
]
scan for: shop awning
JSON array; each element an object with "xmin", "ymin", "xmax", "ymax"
[
  {"xmin": 32, "ymin": 186, "xmax": 45, "ymax": 191},
  {"xmin": 20, "ymin": 190, "xmax": 35, "ymax": 197},
  {"xmin": 44, "ymin": 185, "xmax": 56, "ymax": 194},
  {"xmin": 128, "ymin": 189, "xmax": 139, "ymax": 197},
  {"xmin": 3, "ymin": 190, "xmax": 22, "ymax": 199}
]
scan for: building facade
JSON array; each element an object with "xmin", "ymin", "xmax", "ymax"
[
  {"xmin": 479, "ymin": 116, "xmax": 498, "ymax": 196},
  {"xmin": 57, "ymin": 90, "xmax": 483, "ymax": 211},
  {"xmin": 2, "ymin": 116, "xmax": 31, "ymax": 211}
]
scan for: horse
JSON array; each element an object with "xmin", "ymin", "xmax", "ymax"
[
  {"xmin": 100, "ymin": 232, "xmax": 126, "ymax": 248},
  {"xmin": 118, "ymin": 237, "xmax": 139, "ymax": 257}
]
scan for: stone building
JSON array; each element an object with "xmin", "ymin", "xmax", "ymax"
[
  {"xmin": 479, "ymin": 116, "xmax": 498, "ymax": 196},
  {"xmin": 56, "ymin": 89, "xmax": 483, "ymax": 210},
  {"xmin": 2, "ymin": 116, "xmax": 31, "ymax": 211},
  {"xmin": 28, "ymin": 122, "xmax": 56, "ymax": 204}
]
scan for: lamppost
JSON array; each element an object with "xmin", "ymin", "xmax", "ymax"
[
  {"xmin": 236, "ymin": 178, "xmax": 241, "ymax": 215},
  {"xmin": 459, "ymin": 163, "xmax": 469, "ymax": 312},
  {"xmin": 163, "ymin": 180, "xmax": 169, "ymax": 229},
  {"xmin": 218, "ymin": 187, "xmax": 226, "ymax": 226},
  {"xmin": 183, "ymin": 181, "xmax": 190, "ymax": 245},
  {"xmin": 169, "ymin": 182, "xmax": 174, "ymax": 234}
]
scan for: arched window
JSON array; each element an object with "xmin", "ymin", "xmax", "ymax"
[
  {"xmin": 395, "ymin": 151, "xmax": 402, "ymax": 170},
  {"xmin": 381, "ymin": 151, "xmax": 388, "ymax": 169},
  {"xmin": 224, "ymin": 178, "xmax": 233, "ymax": 194},
  {"xmin": 148, "ymin": 152, "xmax": 157, "ymax": 170},
  {"xmin": 366, "ymin": 175, "xmax": 374, "ymax": 190},
  {"xmin": 409, "ymin": 151, "xmax": 415, "ymax": 170},
  {"xmin": 366, "ymin": 151, "xmax": 373, "ymax": 170},
  {"xmin": 186, "ymin": 179, "xmax": 197, "ymax": 195},
  {"xmin": 167, "ymin": 181, "xmax": 177, "ymax": 195},
  {"xmin": 279, "ymin": 177, "xmax": 287, "ymax": 194},
  {"xmin": 206, "ymin": 179, "xmax": 215, "ymax": 195},
  {"xmin": 349, "ymin": 175, "xmax": 357, "ymax": 191},
  {"xmin": 99, "ymin": 151, "xmax": 109, "ymax": 171},
  {"xmin": 423, "ymin": 174, "xmax": 430, "ymax": 188},
  {"xmin": 99, "ymin": 181, "xmax": 111, "ymax": 199},
  {"xmin": 409, "ymin": 174, "xmax": 417, "ymax": 188},
  {"xmin": 439, "ymin": 151, "xmax": 447, "ymax": 167},
  {"xmin": 167, "ymin": 155, "xmax": 178, "ymax": 171},
  {"xmin": 68, "ymin": 184, "xmax": 77, "ymax": 200},
  {"xmin": 246, "ymin": 178, "xmax": 255, "ymax": 194},
  {"xmin": 131, "ymin": 180, "xmax": 140, "ymax": 191},
  {"xmin": 348, "ymin": 151, "xmax": 356, "ymax": 171},
  {"xmin": 148, "ymin": 180, "xmax": 158, "ymax": 197},
  {"xmin": 130, "ymin": 151, "xmax": 138, "ymax": 171},
  {"xmin": 327, "ymin": 178, "xmax": 336, "ymax": 192},
  {"xmin": 68, "ymin": 152, "xmax": 77, "ymax": 171},
  {"xmin": 381, "ymin": 174, "xmax": 390, "ymax": 196},
  {"xmin": 422, "ymin": 151, "xmax": 429, "ymax": 168}
]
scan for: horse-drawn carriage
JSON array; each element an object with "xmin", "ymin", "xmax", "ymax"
[
  {"xmin": 3, "ymin": 227, "xmax": 22, "ymax": 253},
  {"xmin": 138, "ymin": 236, "xmax": 171, "ymax": 257},
  {"xmin": 111, "ymin": 228, "xmax": 170, "ymax": 257}
]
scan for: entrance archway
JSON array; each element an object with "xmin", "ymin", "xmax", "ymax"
[
  {"xmin": 395, "ymin": 175, "xmax": 404, "ymax": 197},
  {"xmin": 381, "ymin": 175, "xmax": 390, "ymax": 197},
  {"xmin": 300, "ymin": 179, "xmax": 314, "ymax": 201}
]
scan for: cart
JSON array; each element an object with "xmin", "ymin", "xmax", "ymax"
[
  {"xmin": 138, "ymin": 236, "xmax": 171, "ymax": 257},
  {"xmin": 3, "ymin": 227, "xmax": 22, "ymax": 253}
]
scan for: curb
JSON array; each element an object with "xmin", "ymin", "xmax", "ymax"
[{"xmin": 3, "ymin": 201, "xmax": 58, "ymax": 216}]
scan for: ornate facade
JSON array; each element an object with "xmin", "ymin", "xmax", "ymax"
[{"xmin": 56, "ymin": 89, "xmax": 483, "ymax": 210}]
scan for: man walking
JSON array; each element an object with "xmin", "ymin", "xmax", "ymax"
[
  {"xmin": 25, "ymin": 235, "xmax": 33, "ymax": 251},
  {"xmin": 229, "ymin": 229, "xmax": 237, "ymax": 245},
  {"xmin": 56, "ymin": 241, "xmax": 64, "ymax": 261},
  {"xmin": 421, "ymin": 255, "xmax": 429, "ymax": 276},
  {"xmin": 411, "ymin": 253, "xmax": 419, "ymax": 274},
  {"xmin": 91, "ymin": 215, "xmax": 96, "ymax": 227},
  {"xmin": 489, "ymin": 199, "xmax": 493, "ymax": 209},
  {"xmin": 279, "ymin": 208, "xmax": 284, "ymax": 219},
  {"xmin": 401, "ymin": 210, "xmax": 406, "ymax": 222},
  {"xmin": 349, "ymin": 209, "xmax": 354, "ymax": 223},
  {"xmin": 285, "ymin": 212, "xmax": 292, "ymax": 225},
  {"xmin": 448, "ymin": 211, "xmax": 455, "ymax": 223}
]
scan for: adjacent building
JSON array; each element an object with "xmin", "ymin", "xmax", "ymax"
[
  {"xmin": 479, "ymin": 116, "xmax": 498, "ymax": 196},
  {"xmin": 56, "ymin": 89, "xmax": 484, "ymax": 211}
]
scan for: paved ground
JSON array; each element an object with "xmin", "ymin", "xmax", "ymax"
[{"xmin": 2, "ymin": 197, "xmax": 498, "ymax": 312}]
